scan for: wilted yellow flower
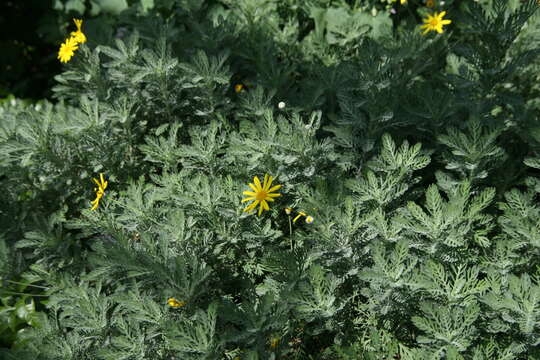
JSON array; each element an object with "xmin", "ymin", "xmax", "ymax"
[
  {"xmin": 285, "ymin": 207, "xmax": 292, "ymax": 215},
  {"xmin": 270, "ymin": 337, "xmax": 279, "ymax": 349},
  {"xmin": 90, "ymin": 173, "xmax": 108, "ymax": 210},
  {"xmin": 426, "ymin": 0, "xmax": 435, "ymax": 7},
  {"xmin": 58, "ymin": 36, "xmax": 79, "ymax": 63},
  {"xmin": 167, "ymin": 297, "xmax": 186, "ymax": 308},
  {"xmin": 420, "ymin": 11, "xmax": 452, "ymax": 35},
  {"xmin": 91, "ymin": 192, "xmax": 104, "ymax": 211},
  {"xmin": 242, "ymin": 174, "xmax": 282, "ymax": 216},
  {"xmin": 234, "ymin": 84, "xmax": 244, "ymax": 93},
  {"xmin": 293, "ymin": 211, "xmax": 307, "ymax": 223},
  {"xmin": 71, "ymin": 18, "xmax": 87, "ymax": 44}
]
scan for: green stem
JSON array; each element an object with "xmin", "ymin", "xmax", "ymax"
[
  {"xmin": 7, "ymin": 280, "xmax": 49, "ymax": 289},
  {"xmin": 0, "ymin": 290, "xmax": 49, "ymax": 297},
  {"xmin": 288, "ymin": 216, "xmax": 293, "ymax": 250}
]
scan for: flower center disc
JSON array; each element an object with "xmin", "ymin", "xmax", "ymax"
[{"xmin": 256, "ymin": 191, "xmax": 267, "ymax": 200}]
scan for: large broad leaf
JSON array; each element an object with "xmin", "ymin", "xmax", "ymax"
[
  {"xmin": 140, "ymin": 0, "xmax": 155, "ymax": 13},
  {"xmin": 93, "ymin": 0, "xmax": 128, "ymax": 15},
  {"xmin": 15, "ymin": 298, "xmax": 35, "ymax": 323},
  {"xmin": 64, "ymin": 0, "xmax": 86, "ymax": 14},
  {"xmin": 349, "ymin": 11, "xmax": 392, "ymax": 40},
  {"xmin": 309, "ymin": 6, "xmax": 392, "ymax": 45}
]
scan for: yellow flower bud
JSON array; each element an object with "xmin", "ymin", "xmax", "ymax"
[
  {"xmin": 270, "ymin": 337, "xmax": 279, "ymax": 349},
  {"xmin": 167, "ymin": 297, "xmax": 186, "ymax": 308},
  {"xmin": 234, "ymin": 84, "xmax": 244, "ymax": 93}
]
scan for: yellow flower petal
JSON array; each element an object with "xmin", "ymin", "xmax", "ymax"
[
  {"xmin": 262, "ymin": 200, "xmax": 269, "ymax": 211},
  {"xmin": 248, "ymin": 183, "xmax": 258, "ymax": 192},
  {"xmin": 242, "ymin": 197, "xmax": 256, "ymax": 202},
  {"xmin": 258, "ymin": 202, "xmax": 264, "ymax": 216},
  {"xmin": 243, "ymin": 191, "xmax": 256, "ymax": 196},
  {"xmin": 90, "ymin": 173, "xmax": 107, "ymax": 210},
  {"xmin": 253, "ymin": 176, "xmax": 262, "ymax": 190},
  {"xmin": 263, "ymin": 174, "xmax": 269, "ymax": 190},
  {"xmin": 266, "ymin": 192, "xmax": 281, "ymax": 198},
  {"xmin": 267, "ymin": 184, "xmax": 281, "ymax": 193},
  {"xmin": 264, "ymin": 175, "xmax": 273, "ymax": 191},
  {"xmin": 244, "ymin": 200, "xmax": 259, "ymax": 212},
  {"xmin": 90, "ymin": 198, "xmax": 100, "ymax": 210}
]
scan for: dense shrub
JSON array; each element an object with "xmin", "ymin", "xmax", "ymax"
[{"xmin": 1, "ymin": 0, "xmax": 540, "ymax": 359}]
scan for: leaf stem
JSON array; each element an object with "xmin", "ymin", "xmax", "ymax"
[
  {"xmin": 0, "ymin": 290, "xmax": 49, "ymax": 297},
  {"xmin": 7, "ymin": 280, "xmax": 49, "ymax": 289}
]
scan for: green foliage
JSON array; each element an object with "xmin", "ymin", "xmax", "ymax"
[
  {"xmin": 412, "ymin": 301, "xmax": 480, "ymax": 351},
  {"xmin": 346, "ymin": 134, "xmax": 430, "ymax": 208},
  {"xmin": 482, "ymin": 273, "xmax": 540, "ymax": 341},
  {"xmin": 398, "ymin": 181, "xmax": 496, "ymax": 263},
  {"xmin": 437, "ymin": 117, "xmax": 507, "ymax": 183},
  {"xmin": 2, "ymin": 0, "xmax": 540, "ymax": 359}
]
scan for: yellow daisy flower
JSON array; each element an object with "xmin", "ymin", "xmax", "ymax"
[
  {"xmin": 167, "ymin": 297, "xmax": 186, "ymax": 308},
  {"xmin": 71, "ymin": 18, "xmax": 87, "ymax": 44},
  {"xmin": 90, "ymin": 173, "xmax": 108, "ymax": 211},
  {"xmin": 242, "ymin": 174, "xmax": 282, "ymax": 216},
  {"xmin": 57, "ymin": 36, "xmax": 79, "ymax": 63},
  {"xmin": 420, "ymin": 11, "xmax": 452, "ymax": 35},
  {"xmin": 305, "ymin": 215, "xmax": 314, "ymax": 224}
]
